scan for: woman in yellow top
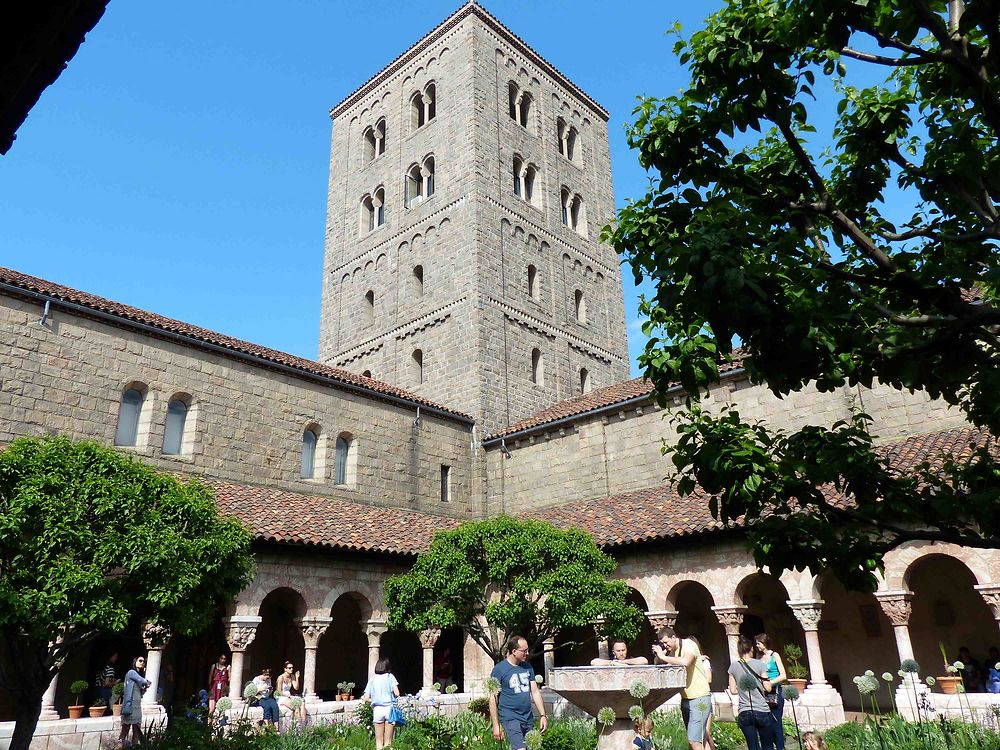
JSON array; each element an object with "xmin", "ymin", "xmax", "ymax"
[{"xmin": 653, "ymin": 627, "xmax": 712, "ymax": 750}]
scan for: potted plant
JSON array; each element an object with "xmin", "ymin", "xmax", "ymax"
[
  {"xmin": 345, "ymin": 682, "xmax": 356, "ymax": 700},
  {"xmin": 937, "ymin": 643, "xmax": 963, "ymax": 694},
  {"xmin": 111, "ymin": 682, "xmax": 124, "ymax": 717},
  {"xmin": 783, "ymin": 644, "xmax": 809, "ymax": 692},
  {"xmin": 336, "ymin": 681, "xmax": 347, "ymax": 701},
  {"xmin": 68, "ymin": 680, "xmax": 89, "ymax": 719},
  {"xmin": 89, "ymin": 699, "xmax": 107, "ymax": 718}
]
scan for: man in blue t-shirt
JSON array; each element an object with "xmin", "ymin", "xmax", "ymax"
[{"xmin": 489, "ymin": 635, "xmax": 548, "ymax": 750}]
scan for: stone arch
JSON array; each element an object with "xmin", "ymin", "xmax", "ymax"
[
  {"xmin": 737, "ymin": 572, "xmax": 805, "ymax": 654},
  {"xmin": 882, "ymin": 541, "xmax": 992, "ymax": 591},
  {"xmin": 316, "ymin": 591, "xmax": 373, "ymax": 698},
  {"xmin": 625, "ymin": 586, "xmax": 655, "ymax": 659},
  {"xmin": 667, "ymin": 581, "xmax": 727, "ymax": 690},
  {"xmin": 320, "ymin": 583, "xmax": 380, "ymax": 618},
  {"xmin": 245, "ymin": 587, "xmax": 307, "ymax": 682}
]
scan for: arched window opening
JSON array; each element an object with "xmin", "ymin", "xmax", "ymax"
[
  {"xmin": 406, "ymin": 164, "xmax": 423, "ymax": 207},
  {"xmin": 412, "ymin": 265, "xmax": 424, "ymax": 298},
  {"xmin": 570, "ymin": 194, "xmax": 585, "ymax": 233},
  {"xmin": 114, "ymin": 387, "xmax": 145, "ymax": 447},
  {"xmin": 373, "ymin": 187, "xmax": 385, "ymax": 227},
  {"xmin": 300, "ymin": 429, "xmax": 318, "ymax": 480},
  {"xmin": 411, "ymin": 349, "xmax": 423, "ymax": 386},
  {"xmin": 375, "ymin": 118, "xmax": 387, "ymax": 157},
  {"xmin": 561, "ymin": 188, "xmax": 571, "ymax": 226},
  {"xmin": 512, "ymin": 155, "xmax": 523, "ymax": 197},
  {"xmin": 363, "ymin": 127, "xmax": 376, "ymax": 166},
  {"xmin": 574, "ymin": 289, "xmax": 587, "ymax": 323},
  {"xmin": 579, "ymin": 368, "xmax": 590, "ymax": 395},
  {"xmin": 162, "ymin": 398, "xmax": 189, "ymax": 456},
  {"xmin": 566, "ymin": 127, "xmax": 578, "ymax": 161},
  {"xmin": 411, "ymin": 92, "xmax": 426, "ymax": 130},
  {"xmin": 523, "ymin": 165, "xmax": 536, "ymax": 204},
  {"xmin": 424, "ymin": 83, "xmax": 436, "ymax": 122},
  {"xmin": 440, "ymin": 465, "xmax": 451, "ymax": 502},
  {"xmin": 423, "ymin": 156, "xmax": 435, "ymax": 197},
  {"xmin": 519, "ymin": 92, "xmax": 533, "ymax": 130},
  {"xmin": 527, "ymin": 264, "xmax": 538, "ymax": 299},
  {"xmin": 557, "ymin": 118, "xmax": 567, "ymax": 155},
  {"xmin": 334, "ymin": 433, "xmax": 356, "ymax": 486},
  {"xmin": 508, "ymin": 82, "xmax": 519, "ymax": 121},
  {"xmin": 362, "ymin": 370, "xmax": 372, "ymax": 379},
  {"xmin": 361, "ymin": 194, "xmax": 375, "ymax": 233},
  {"xmin": 364, "ymin": 289, "xmax": 375, "ymax": 324},
  {"xmin": 531, "ymin": 348, "xmax": 544, "ymax": 385}
]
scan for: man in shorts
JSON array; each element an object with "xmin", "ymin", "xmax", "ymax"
[
  {"xmin": 489, "ymin": 635, "xmax": 548, "ymax": 750},
  {"xmin": 653, "ymin": 626, "xmax": 711, "ymax": 750}
]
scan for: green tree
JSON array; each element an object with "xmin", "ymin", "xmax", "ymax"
[
  {"xmin": 384, "ymin": 516, "xmax": 643, "ymax": 664},
  {"xmin": 0, "ymin": 437, "xmax": 255, "ymax": 750},
  {"xmin": 606, "ymin": 0, "xmax": 1000, "ymax": 591}
]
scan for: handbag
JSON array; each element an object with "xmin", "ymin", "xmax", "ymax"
[
  {"xmin": 388, "ymin": 702, "xmax": 406, "ymax": 726},
  {"xmin": 121, "ymin": 682, "xmax": 134, "ymax": 717},
  {"xmin": 738, "ymin": 660, "xmax": 779, "ymax": 713}
]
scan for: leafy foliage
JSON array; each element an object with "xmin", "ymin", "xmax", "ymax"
[
  {"xmin": 385, "ymin": 516, "xmax": 642, "ymax": 662},
  {"xmin": 0, "ymin": 437, "xmax": 255, "ymax": 750},
  {"xmin": 606, "ymin": 0, "xmax": 1000, "ymax": 590}
]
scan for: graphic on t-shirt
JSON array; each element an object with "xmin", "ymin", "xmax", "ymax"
[{"xmin": 508, "ymin": 672, "xmax": 530, "ymax": 694}]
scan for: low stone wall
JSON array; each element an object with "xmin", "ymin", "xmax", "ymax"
[{"xmin": 0, "ymin": 714, "xmax": 167, "ymax": 750}]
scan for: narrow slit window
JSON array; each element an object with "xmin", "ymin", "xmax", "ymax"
[
  {"xmin": 162, "ymin": 399, "xmax": 188, "ymax": 455},
  {"xmin": 300, "ymin": 429, "xmax": 318, "ymax": 479},
  {"xmin": 440, "ymin": 465, "xmax": 451, "ymax": 502},
  {"xmin": 114, "ymin": 388, "xmax": 144, "ymax": 447}
]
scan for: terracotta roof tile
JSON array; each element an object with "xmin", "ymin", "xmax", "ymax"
[
  {"xmin": 0, "ymin": 267, "xmax": 471, "ymax": 422},
  {"xmin": 529, "ymin": 425, "xmax": 992, "ymax": 548},
  {"xmin": 210, "ymin": 481, "xmax": 460, "ymax": 556},
  {"xmin": 487, "ymin": 358, "xmax": 745, "ymax": 441}
]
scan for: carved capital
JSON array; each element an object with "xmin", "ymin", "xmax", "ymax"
[
  {"xmin": 224, "ymin": 616, "xmax": 262, "ymax": 653},
  {"xmin": 875, "ymin": 591, "xmax": 914, "ymax": 627},
  {"xmin": 364, "ymin": 619, "xmax": 387, "ymax": 648},
  {"xmin": 142, "ymin": 621, "xmax": 171, "ymax": 650},
  {"xmin": 645, "ymin": 610, "xmax": 679, "ymax": 632},
  {"xmin": 788, "ymin": 600, "xmax": 824, "ymax": 631},
  {"xmin": 419, "ymin": 627, "xmax": 442, "ymax": 649},
  {"xmin": 712, "ymin": 606, "xmax": 749, "ymax": 636},
  {"xmin": 297, "ymin": 617, "xmax": 333, "ymax": 649}
]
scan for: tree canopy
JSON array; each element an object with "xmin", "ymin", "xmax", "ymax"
[
  {"xmin": 384, "ymin": 516, "xmax": 643, "ymax": 664},
  {"xmin": 0, "ymin": 437, "xmax": 255, "ymax": 750},
  {"xmin": 606, "ymin": 0, "xmax": 1000, "ymax": 590}
]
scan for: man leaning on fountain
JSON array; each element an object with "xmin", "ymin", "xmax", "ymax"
[
  {"xmin": 590, "ymin": 639, "xmax": 649, "ymax": 666},
  {"xmin": 652, "ymin": 627, "xmax": 712, "ymax": 750},
  {"xmin": 490, "ymin": 635, "xmax": 549, "ymax": 750}
]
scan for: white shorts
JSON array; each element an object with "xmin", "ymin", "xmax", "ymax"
[{"xmin": 373, "ymin": 705, "xmax": 391, "ymax": 724}]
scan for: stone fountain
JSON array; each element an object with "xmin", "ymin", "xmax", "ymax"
[{"xmin": 547, "ymin": 665, "xmax": 687, "ymax": 750}]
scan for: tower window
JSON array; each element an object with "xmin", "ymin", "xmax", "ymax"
[
  {"xmin": 411, "ymin": 91, "xmax": 425, "ymax": 130},
  {"xmin": 557, "ymin": 119, "xmax": 579, "ymax": 162},
  {"xmin": 574, "ymin": 289, "xmax": 587, "ymax": 323},
  {"xmin": 362, "ymin": 370, "xmax": 372, "ymax": 379},
  {"xmin": 508, "ymin": 82, "xmax": 519, "ymax": 120},
  {"xmin": 561, "ymin": 189, "xmax": 586, "ymax": 234},
  {"xmin": 405, "ymin": 155, "xmax": 435, "ymax": 207},
  {"xmin": 440, "ymin": 464, "xmax": 451, "ymax": 502},
  {"xmin": 362, "ymin": 119, "xmax": 387, "ymax": 166},
  {"xmin": 519, "ymin": 92, "xmax": 533, "ymax": 130},
  {"xmin": 411, "ymin": 349, "xmax": 423, "ymax": 385},
  {"xmin": 579, "ymin": 368, "xmax": 590, "ymax": 395},
  {"xmin": 374, "ymin": 187, "xmax": 385, "ymax": 227},
  {"xmin": 375, "ymin": 118, "xmax": 386, "ymax": 156},
  {"xmin": 513, "ymin": 155, "xmax": 523, "ymax": 197},
  {"xmin": 334, "ymin": 433, "xmax": 356, "ymax": 486},
  {"xmin": 527, "ymin": 264, "xmax": 538, "ymax": 299},
  {"xmin": 364, "ymin": 289, "xmax": 375, "ymax": 324},
  {"xmin": 512, "ymin": 156, "xmax": 537, "ymax": 206},
  {"xmin": 531, "ymin": 348, "xmax": 544, "ymax": 385},
  {"xmin": 363, "ymin": 128, "xmax": 376, "ymax": 166},
  {"xmin": 361, "ymin": 189, "xmax": 384, "ymax": 233},
  {"xmin": 412, "ymin": 265, "xmax": 424, "ymax": 298}
]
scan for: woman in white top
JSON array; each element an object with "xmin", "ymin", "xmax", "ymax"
[
  {"xmin": 275, "ymin": 660, "xmax": 303, "ymax": 725},
  {"xmin": 362, "ymin": 657, "xmax": 401, "ymax": 750}
]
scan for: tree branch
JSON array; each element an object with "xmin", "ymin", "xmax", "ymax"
[{"xmin": 841, "ymin": 48, "xmax": 928, "ymax": 66}]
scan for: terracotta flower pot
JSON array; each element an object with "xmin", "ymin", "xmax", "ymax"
[
  {"xmin": 68, "ymin": 706, "xmax": 85, "ymax": 720},
  {"xmin": 335, "ymin": 695, "xmax": 343, "ymax": 701},
  {"xmin": 937, "ymin": 676, "xmax": 962, "ymax": 694},
  {"xmin": 787, "ymin": 678, "xmax": 808, "ymax": 694},
  {"xmin": 112, "ymin": 704, "xmax": 122, "ymax": 717},
  {"xmin": 89, "ymin": 706, "xmax": 107, "ymax": 718}
]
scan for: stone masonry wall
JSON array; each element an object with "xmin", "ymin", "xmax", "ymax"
[
  {"xmin": 487, "ymin": 375, "xmax": 970, "ymax": 515},
  {"xmin": 0, "ymin": 292, "xmax": 477, "ymax": 516}
]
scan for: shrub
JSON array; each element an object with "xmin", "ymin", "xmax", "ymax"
[
  {"xmin": 467, "ymin": 697, "xmax": 490, "ymax": 717},
  {"xmin": 354, "ymin": 701, "xmax": 374, "ymax": 737},
  {"xmin": 540, "ymin": 719, "xmax": 595, "ymax": 750},
  {"xmin": 709, "ymin": 721, "xmax": 744, "ymax": 750},
  {"xmin": 650, "ymin": 709, "xmax": 687, "ymax": 749},
  {"xmin": 70, "ymin": 680, "xmax": 89, "ymax": 704}
]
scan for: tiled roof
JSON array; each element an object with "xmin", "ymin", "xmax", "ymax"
[
  {"xmin": 529, "ymin": 425, "xmax": 993, "ymax": 549},
  {"xmin": 210, "ymin": 481, "xmax": 460, "ymax": 556},
  {"xmin": 487, "ymin": 358, "xmax": 745, "ymax": 441},
  {"xmin": 330, "ymin": 2, "xmax": 608, "ymax": 120},
  {"xmin": 0, "ymin": 267, "xmax": 471, "ymax": 422}
]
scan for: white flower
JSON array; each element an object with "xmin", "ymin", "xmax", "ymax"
[
  {"xmin": 597, "ymin": 707, "xmax": 616, "ymax": 726},
  {"xmin": 926, "ymin": 676, "xmax": 936, "ymax": 686},
  {"xmin": 852, "ymin": 676, "xmax": 862, "ymax": 685},
  {"xmin": 957, "ymin": 684, "xmax": 966, "ymax": 693},
  {"xmin": 857, "ymin": 675, "xmax": 879, "ymax": 695},
  {"xmin": 953, "ymin": 661, "xmax": 965, "ymax": 671},
  {"xmin": 485, "ymin": 677, "xmax": 501, "ymax": 696},
  {"xmin": 865, "ymin": 670, "xmax": 875, "ymax": 677},
  {"xmin": 946, "ymin": 665, "xmax": 959, "ymax": 674},
  {"xmin": 534, "ymin": 675, "xmax": 544, "ymax": 684},
  {"xmin": 881, "ymin": 672, "xmax": 894, "ymax": 682},
  {"xmin": 446, "ymin": 684, "xmax": 458, "ymax": 694},
  {"xmin": 629, "ymin": 681, "xmax": 650, "ymax": 699},
  {"xmin": 627, "ymin": 705, "xmax": 644, "ymax": 721},
  {"xmin": 898, "ymin": 670, "xmax": 906, "ymax": 677}
]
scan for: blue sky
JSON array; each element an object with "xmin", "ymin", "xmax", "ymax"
[{"xmin": 1, "ymin": 0, "xmax": 724, "ymax": 376}]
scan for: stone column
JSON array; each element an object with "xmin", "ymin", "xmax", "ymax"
[
  {"xmin": 296, "ymin": 616, "xmax": 332, "ymax": 701},
  {"xmin": 592, "ymin": 617, "xmax": 609, "ymax": 660},
  {"xmin": 141, "ymin": 621, "xmax": 171, "ymax": 712},
  {"xmin": 224, "ymin": 616, "xmax": 262, "ymax": 703},
  {"xmin": 364, "ymin": 619, "xmax": 387, "ymax": 676},
  {"xmin": 711, "ymin": 606, "xmax": 748, "ymax": 665},
  {"xmin": 975, "ymin": 585, "xmax": 1000, "ymax": 636},
  {"xmin": 39, "ymin": 673, "xmax": 60, "ymax": 721},
  {"xmin": 788, "ymin": 600, "xmax": 827, "ymax": 685},
  {"xmin": 542, "ymin": 636, "xmax": 556, "ymax": 681},
  {"xmin": 644, "ymin": 610, "xmax": 679, "ymax": 634},
  {"xmin": 420, "ymin": 628, "xmax": 442, "ymax": 690},
  {"xmin": 875, "ymin": 591, "xmax": 915, "ymax": 663}
]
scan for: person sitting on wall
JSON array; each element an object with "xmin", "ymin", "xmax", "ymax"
[{"xmin": 590, "ymin": 639, "xmax": 649, "ymax": 666}]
